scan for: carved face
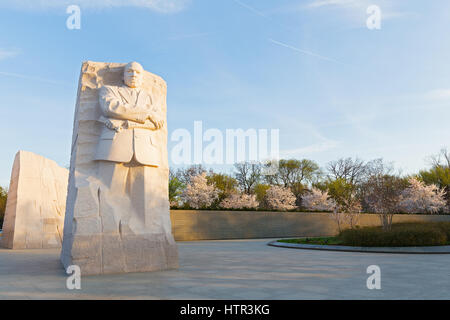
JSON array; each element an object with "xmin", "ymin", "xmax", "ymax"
[{"xmin": 124, "ymin": 62, "xmax": 144, "ymax": 88}]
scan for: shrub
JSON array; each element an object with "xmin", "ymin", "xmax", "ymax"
[
  {"xmin": 339, "ymin": 223, "xmax": 449, "ymax": 247},
  {"xmin": 435, "ymin": 222, "xmax": 450, "ymax": 239}
]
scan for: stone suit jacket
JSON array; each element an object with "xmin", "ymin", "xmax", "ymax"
[{"xmin": 94, "ymin": 85, "xmax": 161, "ymax": 167}]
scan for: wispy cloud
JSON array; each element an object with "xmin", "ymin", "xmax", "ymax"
[
  {"xmin": 425, "ymin": 89, "xmax": 450, "ymax": 100},
  {"xmin": 233, "ymin": 0, "xmax": 302, "ymax": 34},
  {"xmin": 168, "ymin": 32, "xmax": 212, "ymax": 41},
  {"xmin": 269, "ymin": 0, "xmax": 367, "ymax": 13},
  {"xmin": 233, "ymin": 0, "xmax": 267, "ymax": 17},
  {"xmin": 0, "ymin": 71, "xmax": 68, "ymax": 86},
  {"xmin": 0, "ymin": 0, "xmax": 189, "ymax": 13},
  {"xmin": 307, "ymin": 0, "xmax": 362, "ymax": 9},
  {"xmin": 0, "ymin": 48, "xmax": 20, "ymax": 60},
  {"xmin": 268, "ymin": 38, "xmax": 344, "ymax": 64},
  {"xmin": 277, "ymin": 117, "xmax": 341, "ymax": 158},
  {"xmin": 277, "ymin": 0, "xmax": 413, "ymax": 26},
  {"xmin": 281, "ymin": 139, "xmax": 340, "ymax": 157}
]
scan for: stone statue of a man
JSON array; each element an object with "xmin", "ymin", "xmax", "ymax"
[
  {"xmin": 94, "ymin": 61, "xmax": 167, "ymax": 235},
  {"xmin": 61, "ymin": 61, "xmax": 178, "ymax": 275},
  {"xmin": 94, "ymin": 62, "xmax": 164, "ymax": 166}
]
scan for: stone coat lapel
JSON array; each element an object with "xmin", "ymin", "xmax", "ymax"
[{"xmin": 117, "ymin": 86, "xmax": 132, "ymax": 105}]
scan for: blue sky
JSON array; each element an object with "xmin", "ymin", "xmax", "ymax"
[{"xmin": 0, "ymin": 0, "xmax": 449, "ymax": 186}]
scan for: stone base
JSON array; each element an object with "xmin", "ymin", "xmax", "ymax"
[{"xmin": 61, "ymin": 233, "xmax": 178, "ymax": 275}]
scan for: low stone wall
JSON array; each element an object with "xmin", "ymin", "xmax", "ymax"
[{"xmin": 170, "ymin": 210, "xmax": 450, "ymax": 241}]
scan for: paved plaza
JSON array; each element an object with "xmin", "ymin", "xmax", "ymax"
[{"xmin": 0, "ymin": 239, "xmax": 449, "ymax": 299}]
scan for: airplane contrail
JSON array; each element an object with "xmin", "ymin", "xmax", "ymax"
[{"xmin": 269, "ymin": 38, "xmax": 344, "ymax": 64}]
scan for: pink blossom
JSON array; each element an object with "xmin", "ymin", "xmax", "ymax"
[
  {"xmin": 182, "ymin": 172, "xmax": 219, "ymax": 209},
  {"xmin": 264, "ymin": 186, "xmax": 297, "ymax": 211},
  {"xmin": 220, "ymin": 193, "xmax": 259, "ymax": 209}
]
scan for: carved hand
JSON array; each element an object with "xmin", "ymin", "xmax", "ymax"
[
  {"xmin": 134, "ymin": 114, "xmax": 148, "ymax": 124},
  {"xmin": 148, "ymin": 113, "xmax": 164, "ymax": 129}
]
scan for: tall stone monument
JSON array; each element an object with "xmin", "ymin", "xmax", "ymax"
[
  {"xmin": 61, "ymin": 61, "xmax": 178, "ymax": 275},
  {"xmin": 1, "ymin": 150, "xmax": 68, "ymax": 249}
]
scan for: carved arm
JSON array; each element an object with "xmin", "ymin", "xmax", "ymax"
[{"xmin": 99, "ymin": 86, "xmax": 149, "ymax": 124}]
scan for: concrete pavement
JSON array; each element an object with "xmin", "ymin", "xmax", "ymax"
[{"xmin": 0, "ymin": 239, "xmax": 449, "ymax": 299}]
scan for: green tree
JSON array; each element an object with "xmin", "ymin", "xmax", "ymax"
[
  {"xmin": 265, "ymin": 159, "xmax": 321, "ymax": 187},
  {"xmin": 324, "ymin": 179, "xmax": 356, "ymax": 208},
  {"xmin": 206, "ymin": 173, "xmax": 238, "ymax": 203},
  {"xmin": 253, "ymin": 183, "xmax": 270, "ymax": 208},
  {"xmin": 290, "ymin": 182, "xmax": 308, "ymax": 207},
  {"xmin": 0, "ymin": 186, "xmax": 7, "ymax": 227},
  {"xmin": 323, "ymin": 178, "xmax": 362, "ymax": 230},
  {"xmin": 264, "ymin": 159, "xmax": 321, "ymax": 207},
  {"xmin": 169, "ymin": 174, "xmax": 185, "ymax": 207}
]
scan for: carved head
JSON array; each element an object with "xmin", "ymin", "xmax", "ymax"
[{"xmin": 124, "ymin": 61, "xmax": 144, "ymax": 88}]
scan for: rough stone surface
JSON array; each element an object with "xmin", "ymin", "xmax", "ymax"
[
  {"xmin": 1, "ymin": 150, "xmax": 68, "ymax": 249},
  {"xmin": 61, "ymin": 61, "xmax": 178, "ymax": 275}
]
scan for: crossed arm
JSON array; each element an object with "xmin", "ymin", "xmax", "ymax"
[{"xmin": 99, "ymin": 86, "xmax": 164, "ymax": 129}]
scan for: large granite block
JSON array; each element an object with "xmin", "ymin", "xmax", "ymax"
[{"xmin": 1, "ymin": 150, "xmax": 68, "ymax": 249}]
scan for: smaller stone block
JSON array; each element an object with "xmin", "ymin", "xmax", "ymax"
[{"xmin": 1, "ymin": 151, "xmax": 69, "ymax": 249}]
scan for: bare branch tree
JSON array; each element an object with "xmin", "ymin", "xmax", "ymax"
[
  {"xmin": 234, "ymin": 162, "xmax": 262, "ymax": 194},
  {"xmin": 175, "ymin": 164, "xmax": 207, "ymax": 185},
  {"xmin": 429, "ymin": 148, "xmax": 450, "ymax": 168},
  {"xmin": 327, "ymin": 157, "xmax": 368, "ymax": 185}
]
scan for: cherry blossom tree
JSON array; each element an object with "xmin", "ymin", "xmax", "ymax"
[
  {"xmin": 363, "ymin": 174, "xmax": 406, "ymax": 230},
  {"xmin": 331, "ymin": 193, "xmax": 362, "ymax": 232},
  {"xmin": 182, "ymin": 172, "xmax": 219, "ymax": 209},
  {"xmin": 220, "ymin": 193, "xmax": 259, "ymax": 210},
  {"xmin": 398, "ymin": 177, "xmax": 446, "ymax": 214},
  {"xmin": 301, "ymin": 187, "xmax": 336, "ymax": 212},
  {"xmin": 341, "ymin": 194, "xmax": 362, "ymax": 230},
  {"xmin": 264, "ymin": 186, "xmax": 297, "ymax": 211}
]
